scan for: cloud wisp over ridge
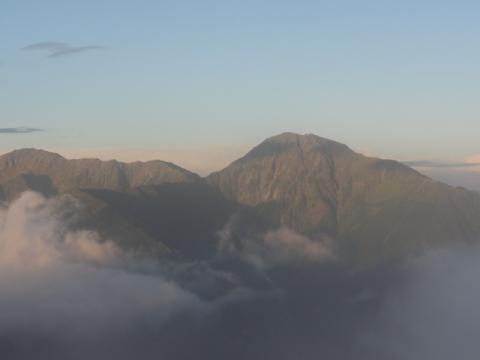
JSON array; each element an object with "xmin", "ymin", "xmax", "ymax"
[
  {"xmin": 22, "ymin": 42, "xmax": 105, "ymax": 58},
  {"xmin": 0, "ymin": 127, "xmax": 43, "ymax": 134}
]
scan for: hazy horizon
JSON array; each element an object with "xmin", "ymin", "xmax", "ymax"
[{"xmin": 2, "ymin": 133, "xmax": 480, "ymax": 191}]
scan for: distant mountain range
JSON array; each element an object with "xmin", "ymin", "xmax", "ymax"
[{"xmin": 2, "ymin": 133, "xmax": 480, "ymax": 267}]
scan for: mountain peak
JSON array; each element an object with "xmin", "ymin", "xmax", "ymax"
[
  {"xmin": 242, "ymin": 132, "xmax": 352, "ymax": 162},
  {"xmin": 1, "ymin": 148, "xmax": 65, "ymax": 162},
  {"xmin": 263, "ymin": 132, "xmax": 340, "ymax": 145},
  {"xmin": 207, "ymin": 132, "xmax": 480, "ymax": 267}
]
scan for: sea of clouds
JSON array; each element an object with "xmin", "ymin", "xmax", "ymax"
[{"xmin": 1, "ymin": 191, "xmax": 480, "ymax": 359}]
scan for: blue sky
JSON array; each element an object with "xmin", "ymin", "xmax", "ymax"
[{"xmin": 2, "ymin": 0, "xmax": 480, "ymax": 170}]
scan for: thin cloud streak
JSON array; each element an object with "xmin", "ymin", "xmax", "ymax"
[
  {"xmin": 0, "ymin": 127, "xmax": 43, "ymax": 134},
  {"xmin": 22, "ymin": 42, "xmax": 105, "ymax": 58},
  {"xmin": 405, "ymin": 159, "xmax": 480, "ymax": 192},
  {"xmin": 405, "ymin": 160, "xmax": 480, "ymax": 169}
]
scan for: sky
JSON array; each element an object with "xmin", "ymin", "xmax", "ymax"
[{"xmin": 2, "ymin": 0, "xmax": 480, "ymax": 174}]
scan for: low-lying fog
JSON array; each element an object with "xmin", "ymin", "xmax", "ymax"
[{"xmin": 0, "ymin": 192, "xmax": 478, "ymax": 360}]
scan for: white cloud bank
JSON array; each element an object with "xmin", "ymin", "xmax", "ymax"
[
  {"xmin": 0, "ymin": 192, "xmax": 206, "ymax": 357},
  {"xmin": 218, "ymin": 216, "xmax": 333, "ymax": 270},
  {"xmin": 0, "ymin": 192, "xmax": 286, "ymax": 360}
]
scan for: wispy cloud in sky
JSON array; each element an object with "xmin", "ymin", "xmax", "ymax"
[
  {"xmin": 405, "ymin": 160, "xmax": 480, "ymax": 169},
  {"xmin": 22, "ymin": 42, "xmax": 105, "ymax": 58},
  {"xmin": 0, "ymin": 127, "xmax": 43, "ymax": 134}
]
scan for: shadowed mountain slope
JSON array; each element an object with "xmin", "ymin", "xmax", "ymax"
[
  {"xmin": 81, "ymin": 183, "xmax": 237, "ymax": 259},
  {"xmin": 0, "ymin": 149, "xmax": 221, "ymax": 258}
]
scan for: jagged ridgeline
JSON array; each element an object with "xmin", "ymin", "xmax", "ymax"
[{"xmin": 2, "ymin": 133, "xmax": 480, "ymax": 267}]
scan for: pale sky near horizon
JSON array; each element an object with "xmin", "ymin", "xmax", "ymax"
[{"xmin": 2, "ymin": 0, "xmax": 480, "ymax": 170}]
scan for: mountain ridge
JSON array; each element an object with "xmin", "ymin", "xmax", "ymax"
[
  {"xmin": 2, "ymin": 133, "xmax": 480, "ymax": 267},
  {"xmin": 0, "ymin": 147, "xmax": 201, "ymax": 192}
]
